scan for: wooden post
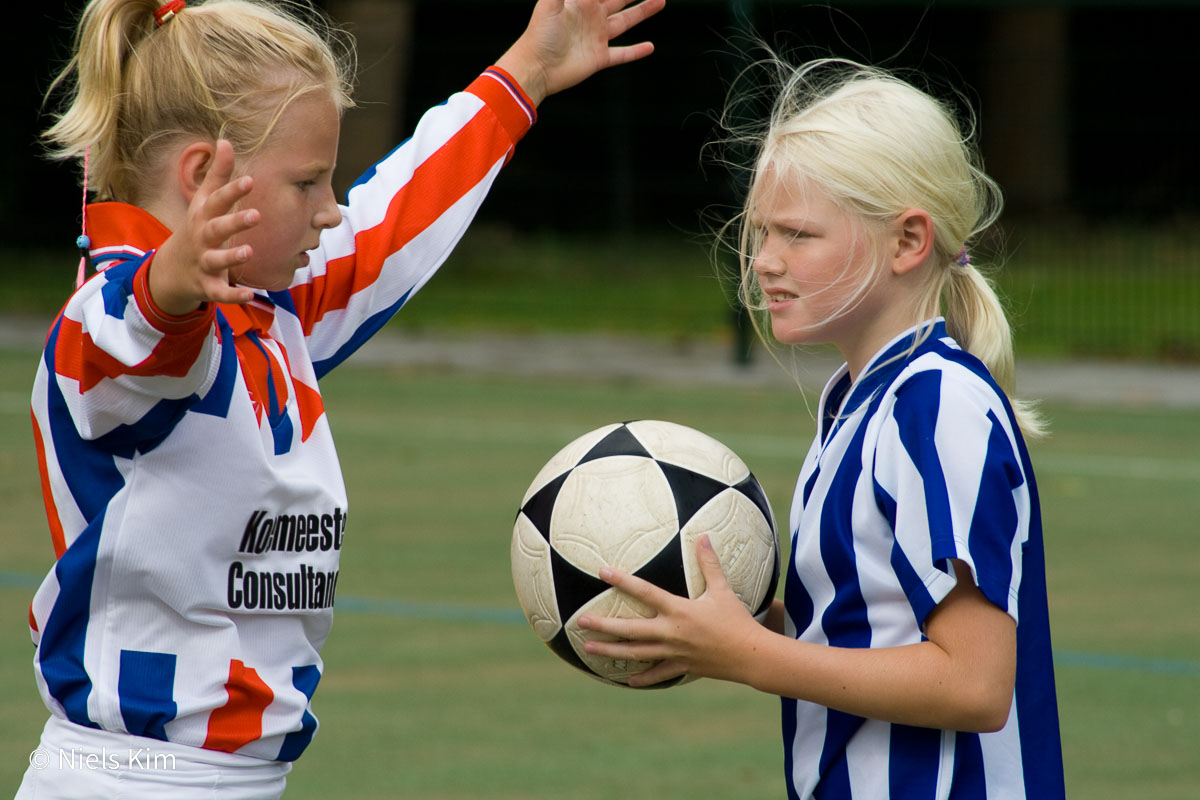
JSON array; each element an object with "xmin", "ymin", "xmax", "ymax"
[
  {"xmin": 326, "ymin": 0, "xmax": 415, "ymax": 199},
  {"xmin": 983, "ymin": 7, "xmax": 1070, "ymax": 217}
]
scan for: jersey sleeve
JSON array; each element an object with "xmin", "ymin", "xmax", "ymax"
[
  {"xmin": 37, "ymin": 256, "xmax": 223, "ymax": 448},
  {"xmin": 288, "ymin": 68, "xmax": 538, "ymax": 377},
  {"xmin": 871, "ymin": 367, "xmax": 1031, "ymax": 627}
]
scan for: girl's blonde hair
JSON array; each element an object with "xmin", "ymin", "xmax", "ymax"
[
  {"xmin": 728, "ymin": 57, "xmax": 1042, "ymax": 436},
  {"xmin": 43, "ymin": 0, "xmax": 355, "ymax": 204}
]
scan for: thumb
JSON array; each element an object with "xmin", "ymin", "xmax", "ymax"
[{"xmin": 696, "ymin": 534, "xmax": 730, "ymax": 594}]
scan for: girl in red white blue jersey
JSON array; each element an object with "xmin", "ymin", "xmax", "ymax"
[
  {"xmin": 21, "ymin": 0, "xmax": 663, "ymax": 797},
  {"xmin": 580, "ymin": 58, "xmax": 1066, "ymax": 798}
]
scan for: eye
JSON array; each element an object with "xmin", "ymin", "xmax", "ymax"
[{"xmin": 297, "ymin": 179, "xmax": 317, "ymax": 191}]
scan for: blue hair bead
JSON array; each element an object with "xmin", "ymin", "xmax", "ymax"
[{"xmin": 76, "ymin": 234, "xmax": 91, "ymax": 251}]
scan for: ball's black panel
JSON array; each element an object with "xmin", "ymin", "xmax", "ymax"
[
  {"xmin": 519, "ymin": 470, "xmax": 570, "ymax": 540},
  {"xmin": 550, "ymin": 546, "xmax": 611, "ymax": 623},
  {"xmin": 546, "ymin": 628, "xmax": 592, "ymax": 676},
  {"xmin": 657, "ymin": 461, "xmax": 732, "ymax": 529},
  {"xmin": 631, "ymin": 532, "xmax": 689, "ymax": 599},
  {"xmin": 753, "ymin": 545, "xmax": 781, "ymax": 618},
  {"xmin": 577, "ymin": 423, "xmax": 652, "ymax": 464},
  {"xmin": 734, "ymin": 474, "xmax": 776, "ymax": 534}
]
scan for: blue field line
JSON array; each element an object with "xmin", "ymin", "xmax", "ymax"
[
  {"xmin": 334, "ymin": 594, "xmax": 527, "ymax": 625},
  {"xmin": 3, "ymin": 571, "xmax": 1197, "ymax": 677},
  {"xmin": 1053, "ymin": 649, "xmax": 1200, "ymax": 677}
]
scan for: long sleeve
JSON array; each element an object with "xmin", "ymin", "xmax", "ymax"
[{"xmin": 286, "ymin": 67, "xmax": 537, "ymax": 377}]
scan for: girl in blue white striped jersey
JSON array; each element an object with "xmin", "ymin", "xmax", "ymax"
[{"xmin": 580, "ymin": 58, "xmax": 1066, "ymax": 798}]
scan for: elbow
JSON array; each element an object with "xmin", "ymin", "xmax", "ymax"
[
  {"xmin": 954, "ymin": 682, "xmax": 1014, "ymax": 733},
  {"xmin": 970, "ymin": 702, "xmax": 1012, "ymax": 734}
]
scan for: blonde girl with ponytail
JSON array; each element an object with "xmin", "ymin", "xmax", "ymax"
[
  {"xmin": 581, "ymin": 58, "xmax": 1065, "ymax": 798},
  {"xmin": 21, "ymin": 1, "xmax": 663, "ymax": 798}
]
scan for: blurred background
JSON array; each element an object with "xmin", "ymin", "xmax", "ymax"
[{"xmin": 7, "ymin": 0, "xmax": 1200, "ymax": 359}]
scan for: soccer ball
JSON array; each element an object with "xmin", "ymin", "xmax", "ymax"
[{"xmin": 511, "ymin": 420, "xmax": 779, "ymax": 688}]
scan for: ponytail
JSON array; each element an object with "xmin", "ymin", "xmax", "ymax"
[
  {"xmin": 43, "ymin": 0, "xmax": 161, "ymax": 199},
  {"xmin": 43, "ymin": 0, "xmax": 355, "ymax": 204},
  {"xmin": 943, "ymin": 261, "xmax": 1045, "ymax": 438}
]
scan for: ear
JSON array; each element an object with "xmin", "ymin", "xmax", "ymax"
[
  {"xmin": 890, "ymin": 209, "xmax": 935, "ymax": 276},
  {"xmin": 176, "ymin": 141, "xmax": 218, "ymax": 203}
]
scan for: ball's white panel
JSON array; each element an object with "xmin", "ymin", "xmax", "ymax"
[
  {"xmin": 565, "ymin": 587, "xmax": 659, "ymax": 686},
  {"xmin": 679, "ymin": 490, "xmax": 778, "ymax": 613},
  {"xmin": 520, "ymin": 423, "xmax": 623, "ymax": 503},
  {"xmin": 627, "ymin": 420, "xmax": 749, "ymax": 484},
  {"xmin": 550, "ymin": 456, "xmax": 678, "ymax": 575},
  {"xmin": 511, "ymin": 514, "xmax": 561, "ymax": 642}
]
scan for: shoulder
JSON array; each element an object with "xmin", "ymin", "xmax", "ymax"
[
  {"xmin": 873, "ymin": 344, "xmax": 1023, "ymax": 472},
  {"xmin": 891, "ymin": 341, "xmax": 1011, "ymax": 422}
]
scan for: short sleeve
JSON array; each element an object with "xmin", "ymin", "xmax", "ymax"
[{"xmin": 872, "ymin": 368, "xmax": 1030, "ymax": 627}]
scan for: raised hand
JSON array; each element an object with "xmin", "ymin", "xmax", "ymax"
[
  {"xmin": 577, "ymin": 534, "xmax": 765, "ymax": 688},
  {"xmin": 149, "ymin": 139, "xmax": 259, "ymax": 315},
  {"xmin": 496, "ymin": 0, "xmax": 666, "ymax": 106}
]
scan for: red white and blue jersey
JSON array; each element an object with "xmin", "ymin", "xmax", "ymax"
[
  {"xmin": 28, "ymin": 68, "xmax": 536, "ymax": 762},
  {"xmin": 782, "ymin": 319, "xmax": 1065, "ymax": 799}
]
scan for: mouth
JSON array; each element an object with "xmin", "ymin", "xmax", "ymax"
[{"xmin": 763, "ymin": 288, "xmax": 799, "ymax": 306}]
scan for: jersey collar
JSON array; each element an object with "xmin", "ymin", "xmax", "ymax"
[
  {"xmin": 818, "ymin": 318, "xmax": 949, "ymax": 442},
  {"xmin": 85, "ymin": 202, "xmax": 172, "ymax": 266}
]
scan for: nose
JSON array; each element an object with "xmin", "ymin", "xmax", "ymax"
[
  {"xmin": 313, "ymin": 185, "xmax": 342, "ymax": 231},
  {"xmin": 752, "ymin": 241, "xmax": 785, "ymax": 277}
]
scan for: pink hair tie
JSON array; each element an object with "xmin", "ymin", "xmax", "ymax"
[
  {"xmin": 954, "ymin": 247, "xmax": 970, "ymax": 267},
  {"xmin": 154, "ymin": 0, "xmax": 186, "ymax": 27}
]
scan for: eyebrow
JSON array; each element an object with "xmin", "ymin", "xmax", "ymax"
[{"xmin": 297, "ymin": 161, "xmax": 335, "ymax": 177}]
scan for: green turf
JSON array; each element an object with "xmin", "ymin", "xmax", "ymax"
[{"xmin": 1, "ymin": 344, "xmax": 1198, "ymax": 798}]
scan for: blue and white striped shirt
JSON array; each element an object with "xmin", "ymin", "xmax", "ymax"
[{"xmin": 782, "ymin": 319, "xmax": 1064, "ymax": 799}]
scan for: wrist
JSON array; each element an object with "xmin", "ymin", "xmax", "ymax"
[
  {"xmin": 145, "ymin": 251, "xmax": 204, "ymax": 318},
  {"xmin": 495, "ymin": 42, "xmax": 548, "ymax": 107},
  {"xmin": 135, "ymin": 258, "xmax": 211, "ymax": 331}
]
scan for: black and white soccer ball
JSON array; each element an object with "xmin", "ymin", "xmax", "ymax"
[{"xmin": 511, "ymin": 420, "xmax": 779, "ymax": 689}]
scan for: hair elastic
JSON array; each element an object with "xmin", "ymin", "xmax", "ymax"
[
  {"xmin": 154, "ymin": 0, "xmax": 186, "ymax": 27},
  {"xmin": 954, "ymin": 247, "xmax": 970, "ymax": 267}
]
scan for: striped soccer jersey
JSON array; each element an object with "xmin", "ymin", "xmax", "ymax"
[
  {"xmin": 28, "ymin": 68, "xmax": 536, "ymax": 762},
  {"xmin": 782, "ymin": 319, "xmax": 1065, "ymax": 799}
]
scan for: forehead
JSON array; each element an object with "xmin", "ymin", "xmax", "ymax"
[
  {"xmin": 751, "ymin": 166, "xmax": 844, "ymax": 223},
  {"xmin": 250, "ymin": 91, "xmax": 341, "ymax": 168}
]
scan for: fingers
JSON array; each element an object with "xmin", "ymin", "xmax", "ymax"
[
  {"xmin": 605, "ymin": 0, "xmax": 665, "ymax": 40},
  {"xmin": 695, "ymin": 534, "xmax": 731, "ymax": 595},
  {"xmin": 201, "ymin": 279, "xmax": 256, "ymax": 306},
  {"xmin": 605, "ymin": 42, "xmax": 655, "ymax": 68},
  {"xmin": 202, "ymin": 207, "xmax": 259, "ymax": 253},
  {"xmin": 193, "ymin": 140, "xmax": 257, "ymax": 239},
  {"xmin": 597, "ymin": 566, "xmax": 673, "ymax": 608},
  {"xmin": 603, "ymin": 0, "xmax": 663, "ymax": 68},
  {"xmin": 203, "ymin": 139, "xmax": 238, "ymax": 193}
]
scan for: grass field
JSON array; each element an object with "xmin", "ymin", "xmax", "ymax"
[{"xmin": 2, "ymin": 340, "xmax": 1199, "ymax": 798}]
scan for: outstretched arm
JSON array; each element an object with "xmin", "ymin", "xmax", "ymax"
[
  {"xmin": 496, "ymin": 0, "xmax": 665, "ymax": 106},
  {"xmin": 580, "ymin": 536, "xmax": 1016, "ymax": 733}
]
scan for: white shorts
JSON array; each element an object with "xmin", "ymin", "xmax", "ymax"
[{"xmin": 16, "ymin": 716, "xmax": 292, "ymax": 799}]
